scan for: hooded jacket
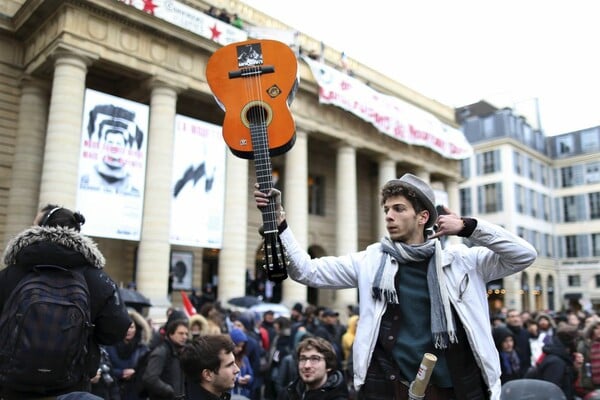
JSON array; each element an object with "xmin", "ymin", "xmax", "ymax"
[
  {"xmin": 279, "ymin": 370, "xmax": 349, "ymax": 400},
  {"xmin": 280, "ymin": 218, "xmax": 537, "ymax": 400},
  {"xmin": 0, "ymin": 225, "xmax": 131, "ymax": 397},
  {"xmin": 539, "ymin": 335, "xmax": 578, "ymax": 400}
]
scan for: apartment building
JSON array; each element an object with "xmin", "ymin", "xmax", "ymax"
[{"xmin": 457, "ymin": 100, "xmax": 600, "ymax": 314}]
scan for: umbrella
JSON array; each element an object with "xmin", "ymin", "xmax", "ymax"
[
  {"xmin": 228, "ymin": 295, "xmax": 262, "ymax": 308},
  {"xmin": 249, "ymin": 303, "xmax": 290, "ymax": 318},
  {"xmin": 119, "ymin": 287, "xmax": 152, "ymax": 310}
]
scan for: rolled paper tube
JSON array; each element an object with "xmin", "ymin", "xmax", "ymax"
[{"xmin": 410, "ymin": 353, "xmax": 438, "ymax": 396}]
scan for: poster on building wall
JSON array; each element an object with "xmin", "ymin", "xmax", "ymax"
[
  {"xmin": 170, "ymin": 250, "xmax": 193, "ymax": 291},
  {"xmin": 76, "ymin": 89, "xmax": 149, "ymax": 240},
  {"xmin": 170, "ymin": 115, "xmax": 226, "ymax": 248}
]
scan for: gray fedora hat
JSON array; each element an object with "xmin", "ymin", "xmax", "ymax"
[{"xmin": 396, "ymin": 173, "xmax": 437, "ymax": 228}]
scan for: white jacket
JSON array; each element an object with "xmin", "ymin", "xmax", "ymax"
[{"xmin": 280, "ymin": 219, "xmax": 537, "ymax": 400}]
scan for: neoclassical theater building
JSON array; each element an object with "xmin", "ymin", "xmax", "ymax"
[{"xmin": 0, "ymin": 0, "xmax": 481, "ymax": 317}]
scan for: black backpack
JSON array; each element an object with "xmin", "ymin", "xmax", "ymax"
[{"xmin": 0, "ymin": 264, "xmax": 94, "ymax": 393}]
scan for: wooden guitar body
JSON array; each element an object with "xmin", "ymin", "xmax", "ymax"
[{"xmin": 206, "ymin": 39, "xmax": 298, "ymax": 159}]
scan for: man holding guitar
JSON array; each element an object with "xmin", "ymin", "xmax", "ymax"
[{"xmin": 254, "ymin": 173, "xmax": 537, "ymax": 400}]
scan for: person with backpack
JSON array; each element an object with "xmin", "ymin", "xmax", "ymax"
[
  {"xmin": 0, "ymin": 204, "xmax": 132, "ymax": 399},
  {"xmin": 141, "ymin": 318, "xmax": 189, "ymax": 399}
]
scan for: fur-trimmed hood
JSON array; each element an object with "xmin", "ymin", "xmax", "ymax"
[
  {"xmin": 3, "ymin": 225, "xmax": 105, "ymax": 269},
  {"xmin": 189, "ymin": 313, "xmax": 210, "ymax": 336},
  {"xmin": 128, "ymin": 308, "xmax": 153, "ymax": 345}
]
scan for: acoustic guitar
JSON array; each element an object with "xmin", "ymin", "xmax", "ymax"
[{"xmin": 206, "ymin": 39, "xmax": 299, "ymax": 283}]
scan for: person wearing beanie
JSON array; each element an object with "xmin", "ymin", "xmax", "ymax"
[
  {"xmin": 229, "ymin": 328, "xmax": 254, "ymax": 398},
  {"xmin": 255, "ymin": 173, "xmax": 537, "ymax": 400},
  {"xmin": 492, "ymin": 326, "xmax": 523, "ymax": 384}
]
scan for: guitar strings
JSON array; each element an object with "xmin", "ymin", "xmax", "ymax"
[{"xmin": 244, "ymin": 44, "xmax": 276, "ymax": 230}]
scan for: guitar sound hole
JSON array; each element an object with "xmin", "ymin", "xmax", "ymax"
[{"xmin": 246, "ymin": 105, "xmax": 269, "ymax": 125}]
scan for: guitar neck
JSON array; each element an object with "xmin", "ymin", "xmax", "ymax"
[{"xmin": 250, "ymin": 123, "xmax": 278, "ymax": 234}]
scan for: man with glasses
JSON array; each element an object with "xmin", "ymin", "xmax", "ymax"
[{"xmin": 277, "ymin": 336, "xmax": 348, "ymax": 400}]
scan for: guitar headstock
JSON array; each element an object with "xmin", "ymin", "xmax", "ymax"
[{"xmin": 260, "ymin": 230, "xmax": 288, "ymax": 283}]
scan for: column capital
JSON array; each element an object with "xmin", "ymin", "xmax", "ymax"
[
  {"xmin": 145, "ymin": 76, "xmax": 187, "ymax": 94},
  {"xmin": 18, "ymin": 74, "xmax": 51, "ymax": 93},
  {"xmin": 48, "ymin": 42, "xmax": 99, "ymax": 66},
  {"xmin": 332, "ymin": 138, "xmax": 359, "ymax": 150}
]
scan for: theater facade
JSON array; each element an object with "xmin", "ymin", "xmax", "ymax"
[{"xmin": 0, "ymin": 0, "xmax": 479, "ymax": 316}]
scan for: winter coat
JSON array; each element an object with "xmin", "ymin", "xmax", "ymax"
[
  {"xmin": 280, "ymin": 218, "xmax": 537, "ymax": 400},
  {"xmin": 341, "ymin": 315, "xmax": 359, "ymax": 361},
  {"xmin": 105, "ymin": 309, "xmax": 152, "ymax": 400},
  {"xmin": 0, "ymin": 225, "xmax": 131, "ymax": 398},
  {"xmin": 538, "ymin": 336, "xmax": 578, "ymax": 400},
  {"xmin": 278, "ymin": 370, "xmax": 349, "ymax": 400},
  {"xmin": 142, "ymin": 338, "xmax": 186, "ymax": 400}
]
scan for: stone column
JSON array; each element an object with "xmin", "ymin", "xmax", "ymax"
[
  {"xmin": 333, "ymin": 142, "xmax": 358, "ymax": 309},
  {"xmin": 445, "ymin": 178, "xmax": 461, "ymax": 244},
  {"xmin": 4, "ymin": 77, "xmax": 49, "ymax": 245},
  {"xmin": 38, "ymin": 52, "xmax": 90, "ymax": 208},
  {"xmin": 377, "ymin": 157, "xmax": 396, "ymax": 238},
  {"xmin": 283, "ymin": 130, "xmax": 308, "ymax": 304},
  {"xmin": 217, "ymin": 152, "xmax": 249, "ymax": 302},
  {"xmin": 414, "ymin": 167, "xmax": 431, "ymax": 183},
  {"xmin": 136, "ymin": 81, "xmax": 178, "ymax": 313}
]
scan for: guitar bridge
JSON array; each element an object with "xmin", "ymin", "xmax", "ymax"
[{"xmin": 229, "ymin": 65, "xmax": 275, "ymax": 79}]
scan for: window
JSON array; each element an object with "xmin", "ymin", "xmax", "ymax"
[
  {"xmin": 556, "ymin": 135, "xmax": 574, "ymax": 156},
  {"xmin": 566, "ymin": 235, "xmax": 578, "ymax": 258},
  {"xmin": 587, "ymin": 162, "xmax": 600, "ymax": 184},
  {"xmin": 563, "ymin": 196, "xmax": 577, "ymax": 222},
  {"xmin": 568, "ymin": 275, "xmax": 581, "ymax": 287},
  {"xmin": 590, "ymin": 192, "xmax": 600, "ymax": 219},
  {"xmin": 513, "ymin": 151, "xmax": 522, "ymax": 175},
  {"xmin": 461, "ymin": 158, "xmax": 471, "ymax": 179},
  {"xmin": 459, "ymin": 188, "xmax": 472, "ymax": 216},
  {"xmin": 308, "ymin": 175, "xmax": 325, "ymax": 216},
  {"xmin": 477, "ymin": 150, "xmax": 500, "ymax": 175},
  {"xmin": 595, "ymin": 274, "xmax": 600, "ymax": 288},
  {"xmin": 477, "ymin": 183, "xmax": 503, "ymax": 213},
  {"xmin": 515, "ymin": 184, "xmax": 524, "ymax": 213},
  {"xmin": 545, "ymin": 234, "xmax": 553, "ymax": 257},
  {"xmin": 540, "ymin": 164, "xmax": 547, "ymax": 186},
  {"xmin": 561, "ymin": 166, "xmax": 574, "ymax": 187},
  {"xmin": 593, "ymin": 233, "xmax": 600, "ymax": 257},
  {"xmin": 528, "ymin": 158, "xmax": 536, "ymax": 180},
  {"xmin": 581, "ymin": 129, "xmax": 599, "ymax": 152}
]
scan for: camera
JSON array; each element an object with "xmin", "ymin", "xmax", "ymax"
[{"xmin": 99, "ymin": 363, "xmax": 114, "ymax": 385}]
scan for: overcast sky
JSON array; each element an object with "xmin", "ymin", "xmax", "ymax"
[{"xmin": 242, "ymin": 0, "xmax": 600, "ymax": 136}]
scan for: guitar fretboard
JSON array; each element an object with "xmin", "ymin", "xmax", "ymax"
[{"xmin": 250, "ymin": 122, "xmax": 278, "ymax": 233}]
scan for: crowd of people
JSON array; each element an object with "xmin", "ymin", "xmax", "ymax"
[
  {"xmin": 89, "ymin": 299, "xmax": 357, "ymax": 400},
  {"xmin": 2, "ymin": 173, "xmax": 591, "ymax": 400},
  {"xmin": 491, "ymin": 307, "xmax": 600, "ymax": 400}
]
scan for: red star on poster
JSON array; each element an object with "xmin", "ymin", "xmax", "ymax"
[
  {"xmin": 210, "ymin": 24, "xmax": 222, "ymax": 41},
  {"xmin": 142, "ymin": 0, "xmax": 158, "ymax": 15}
]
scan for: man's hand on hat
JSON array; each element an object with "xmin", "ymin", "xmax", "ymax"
[{"xmin": 429, "ymin": 206, "xmax": 464, "ymax": 239}]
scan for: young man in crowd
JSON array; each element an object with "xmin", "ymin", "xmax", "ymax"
[
  {"xmin": 278, "ymin": 336, "xmax": 348, "ymax": 400},
  {"xmin": 180, "ymin": 334, "xmax": 240, "ymax": 400}
]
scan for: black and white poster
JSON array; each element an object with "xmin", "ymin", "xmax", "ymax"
[
  {"xmin": 76, "ymin": 89, "xmax": 148, "ymax": 240},
  {"xmin": 169, "ymin": 115, "xmax": 226, "ymax": 247}
]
